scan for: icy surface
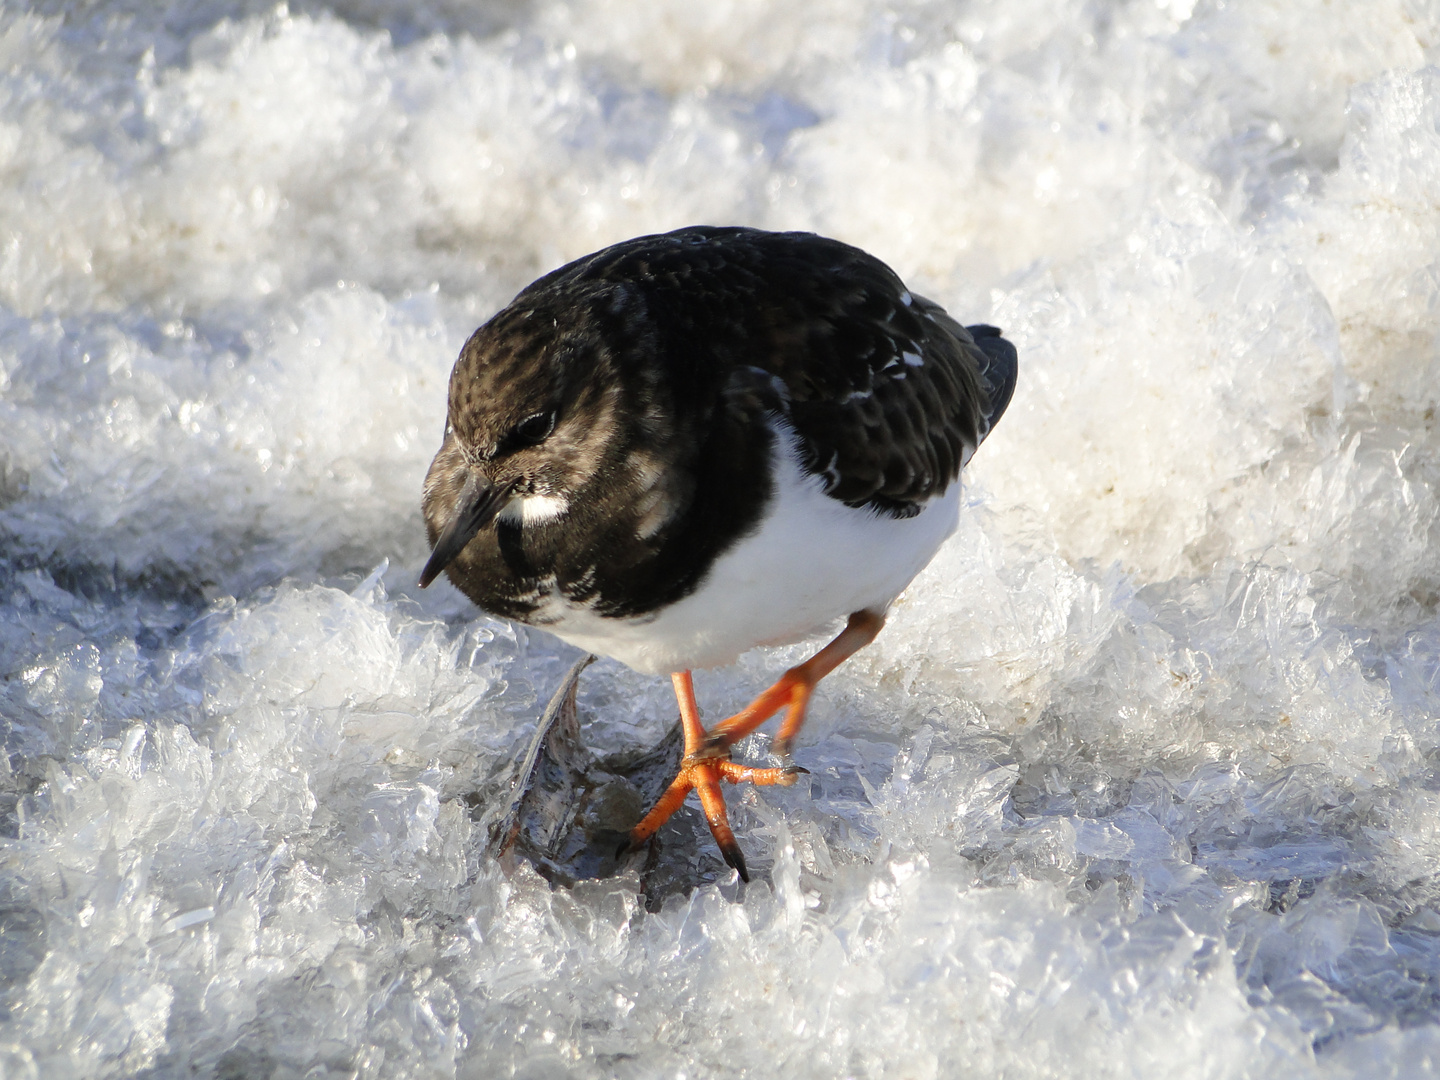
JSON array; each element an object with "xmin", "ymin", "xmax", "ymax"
[{"xmin": 3, "ymin": 0, "xmax": 1440, "ymax": 1076}]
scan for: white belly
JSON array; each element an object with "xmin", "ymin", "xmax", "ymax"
[{"xmin": 534, "ymin": 419, "xmax": 962, "ymax": 674}]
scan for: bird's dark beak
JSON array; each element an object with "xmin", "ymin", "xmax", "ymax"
[{"xmin": 419, "ymin": 473, "xmax": 514, "ymax": 588}]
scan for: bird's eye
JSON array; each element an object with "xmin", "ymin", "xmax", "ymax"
[{"xmin": 510, "ymin": 411, "xmax": 556, "ymax": 448}]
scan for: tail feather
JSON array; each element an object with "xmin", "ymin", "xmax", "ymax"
[{"xmin": 965, "ymin": 324, "xmax": 1017, "ymax": 443}]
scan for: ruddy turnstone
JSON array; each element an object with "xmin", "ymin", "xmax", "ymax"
[{"xmin": 420, "ymin": 225, "xmax": 1016, "ymax": 880}]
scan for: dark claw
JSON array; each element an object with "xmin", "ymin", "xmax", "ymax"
[
  {"xmin": 719, "ymin": 841, "xmax": 750, "ymax": 883},
  {"xmin": 785, "ymin": 765, "xmax": 810, "ymax": 776}
]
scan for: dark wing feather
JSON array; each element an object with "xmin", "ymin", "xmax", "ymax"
[
  {"xmin": 647, "ymin": 228, "xmax": 1003, "ymax": 517},
  {"xmin": 961, "ymin": 323, "xmax": 1018, "ymax": 440},
  {"xmin": 515, "ymin": 226, "xmax": 1013, "ymax": 518}
]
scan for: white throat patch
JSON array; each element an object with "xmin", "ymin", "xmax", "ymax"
[{"xmin": 499, "ymin": 494, "xmax": 571, "ymax": 527}]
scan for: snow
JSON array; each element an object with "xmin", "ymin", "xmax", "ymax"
[{"xmin": 3, "ymin": 0, "xmax": 1440, "ymax": 1076}]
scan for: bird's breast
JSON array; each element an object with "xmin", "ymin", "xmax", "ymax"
[{"xmin": 523, "ymin": 418, "xmax": 962, "ymax": 673}]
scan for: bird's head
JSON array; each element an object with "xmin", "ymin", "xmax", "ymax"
[{"xmin": 419, "ymin": 297, "xmax": 628, "ymax": 589}]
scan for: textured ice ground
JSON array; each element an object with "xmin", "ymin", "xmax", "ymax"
[{"xmin": 3, "ymin": 0, "xmax": 1440, "ymax": 1075}]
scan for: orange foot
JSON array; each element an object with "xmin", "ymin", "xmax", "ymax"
[
  {"xmin": 624, "ymin": 671, "xmax": 804, "ymax": 881},
  {"xmin": 623, "ymin": 610, "xmax": 884, "ymax": 880}
]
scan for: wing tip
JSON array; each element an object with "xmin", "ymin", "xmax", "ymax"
[{"xmin": 965, "ymin": 324, "xmax": 1018, "ymax": 439}]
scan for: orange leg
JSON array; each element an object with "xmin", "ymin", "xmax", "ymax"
[
  {"xmin": 624, "ymin": 610, "xmax": 884, "ymax": 880},
  {"xmin": 706, "ymin": 609, "xmax": 884, "ymax": 758},
  {"xmin": 626, "ymin": 671, "xmax": 802, "ymax": 881}
]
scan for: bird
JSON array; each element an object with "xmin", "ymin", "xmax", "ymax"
[{"xmin": 419, "ymin": 225, "xmax": 1017, "ymax": 881}]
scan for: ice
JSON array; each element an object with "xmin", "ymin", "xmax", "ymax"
[{"xmin": 4, "ymin": 0, "xmax": 1440, "ymax": 1076}]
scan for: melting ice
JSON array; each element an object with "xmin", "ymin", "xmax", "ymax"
[{"xmin": 3, "ymin": 0, "xmax": 1440, "ymax": 1076}]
